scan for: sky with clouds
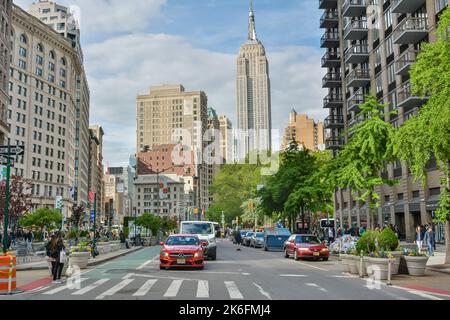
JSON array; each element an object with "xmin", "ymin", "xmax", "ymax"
[{"xmin": 14, "ymin": 0, "xmax": 327, "ymax": 167}]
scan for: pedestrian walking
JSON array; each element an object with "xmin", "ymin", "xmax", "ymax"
[
  {"xmin": 45, "ymin": 233, "xmax": 66, "ymax": 284},
  {"xmin": 235, "ymin": 229, "xmax": 242, "ymax": 251},
  {"xmin": 328, "ymin": 227, "xmax": 335, "ymax": 245},
  {"xmin": 423, "ymin": 227, "xmax": 434, "ymax": 256},
  {"xmin": 415, "ymin": 226, "xmax": 423, "ymax": 253},
  {"xmin": 26, "ymin": 229, "xmax": 33, "ymax": 253}
]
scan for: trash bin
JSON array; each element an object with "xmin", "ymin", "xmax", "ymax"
[{"xmin": 263, "ymin": 228, "xmax": 291, "ymax": 252}]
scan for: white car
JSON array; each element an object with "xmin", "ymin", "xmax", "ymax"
[{"xmin": 180, "ymin": 221, "xmax": 217, "ymax": 260}]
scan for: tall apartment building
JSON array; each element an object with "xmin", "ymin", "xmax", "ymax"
[
  {"xmin": 281, "ymin": 110, "xmax": 325, "ymax": 151},
  {"xmin": 236, "ymin": 0, "xmax": 272, "ymax": 160},
  {"xmin": 319, "ymin": 0, "xmax": 449, "ymax": 241},
  {"xmin": 219, "ymin": 114, "xmax": 233, "ymax": 164},
  {"xmin": 136, "ymin": 84, "xmax": 210, "ymax": 213},
  {"xmin": 8, "ymin": 4, "xmax": 89, "ymax": 221},
  {"xmin": 88, "ymin": 125, "xmax": 104, "ymax": 220},
  {"xmin": 28, "ymin": 0, "xmax": 91, "ymax": 209},
  {"xmin": 109, "ymin": 166, "xmax": 132, "ymax": 221},
  {"xmin": 207, "ymin": 107, "xmax": 220, "ymax": 206},
  {"xmin": 0, "ymin": 0, "xmax": 12, "ymax": 144}
]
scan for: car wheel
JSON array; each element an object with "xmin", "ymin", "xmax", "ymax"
[
  {"xmin": 284, "ymin": 249, "xmax": 289, "ymax": 258},
  {"xmin": 159, "ymin": 266, "xmax": 164, "ymax": 270},
  {"xmin": 210, "ymin": 249, "xmax": 217, "ymax": 261},
  {"xmin": 323, "ymin": 258, "xmax": 329, "ymax": 261},
  {"xmin": 294, "ymin": 250, "xmax": 299, "ymax": 261}
]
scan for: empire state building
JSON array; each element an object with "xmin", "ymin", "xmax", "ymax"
[{"xmin": 236, "ymin": 0, "xmax": 272, "ymax": 160}]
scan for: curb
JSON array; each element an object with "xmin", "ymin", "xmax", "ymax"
[
  {"xmin": 426, "ymin": 267, "xmax": 450, "ymax": 275},
  {"xmin": 16, "ymin": 247, "xmax": 145, "ymax": 271}
]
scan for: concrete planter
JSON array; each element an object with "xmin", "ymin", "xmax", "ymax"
[
  {"xmin": 339, "ymin": 254, "xmax": 350, "ymax": 273},
  {"xmin": 388, "ymin": 251, "xmax": 402, "ymax": 275},
  {"xmin": 347, "ymin": 255, "xmax": 359, "ymax": 274},
  {"xmin": 367, "ymin": 257, "xmax": 391, "ymax": 280},
  {"xmin": 69, "ymin": 252, "xmax": 90, "ymax": 269},
  {"xmin": 404, "ymin": 256, "xmax": 429, "ymax": 276},
  {"xmin": 110, "ymin": 244, "xmax": 121, "ymax": 252},
  {"xmin": 97, "ymin": 243, "xmax": 111, "ymax": 254}
]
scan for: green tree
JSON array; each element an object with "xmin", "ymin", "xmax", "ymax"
[
  {"xmin": 333, "ymin": 95, "xmax": 397, "ymax": 229},
  {"xmin": 20, "ymin": 208, "xmax": 63, "ymax": 233},
  {"xmin": 135, "ymin": 213, "xmax": 162, "ymax": 237},
  {"xmin": 161, "ymin": 216, "xmax": 178, "ymax": 233},
  {"xmin": 69, "ymin": 205, "xmax": 85, "ymax": 231},
  {"xmin": 240, "ymin": 198, "xmax": 264, "ymax": 229},
  {"xmin": 395, "ymin": 8, "xmax": 450, "ymax": 263}
]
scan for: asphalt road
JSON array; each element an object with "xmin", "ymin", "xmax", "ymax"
[{"xmin": 2, "ymin": 239, "xmax": 448, "ymax": 300}]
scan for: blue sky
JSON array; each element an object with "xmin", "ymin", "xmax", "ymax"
[{"xmin": 15, "ymin": 0, "xmax": 327, "ymax": 166}]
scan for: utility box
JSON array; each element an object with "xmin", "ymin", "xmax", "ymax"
[{"xmin": 263, "ymin": 227, "xmax": 291, "ymax": 252}]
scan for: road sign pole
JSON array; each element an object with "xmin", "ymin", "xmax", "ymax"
[{"xmin": 2, "ymin": 144, "xmax": 11, "ymax": 254}]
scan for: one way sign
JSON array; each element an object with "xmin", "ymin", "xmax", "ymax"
[{"xmin": 0, "ymin": 145, "xmax": 25, "ymax": 156}]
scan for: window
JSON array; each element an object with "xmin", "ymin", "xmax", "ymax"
[
  {"xmin": 48, "ymin": 74, "xmax": 55, "ymax": 83},
  {"xmin": 60, "ymin": 57, "xmax": 66, "ymax": 66},
  {"xmin": 384, "ymin": 8, "xmax": 392, "ymax": 29},
  {"xmin": 385, "ymin": 35, "xmax": 394, "ymax": 57},
  {"xmin": 60, "ymin": 80, "xmax": 66, "ymax": 88},
  {"xmin": 35, "ymin": 67, "xmax": 43, "ymax": 77},
  {"xmin": 19, "ymin": 47, "xmax": 27, "ymax": 57},
  {"xmin": 36, "ymin": 55, "xmax": 43, "ymax": 65},
  {"xmin": 376, "ymin": 74, "xmax": 383, "ymax": 93},
  {"xmin": 387, "ymin": 63, "xmax": 396, "ymax": 84},
  {"xmin": 48, "ymin": 62, "xmax": 55, "ymax": 71},
  {"xmin": 20, "ymin": 34, "xmax": 27, "ymax": 44},
  {"xmin": 37, "ymin": 43, "xmax": 44, "ymax": 52},
  {"xmin": 49, "ymin": 51, "xmax": 55, "ymax": 60},
  {"xmin": 60, "ymin": 68, "xmax": 66, "ymax": 77},
  {"xmin": 18, "ymin": 60, "xmax": 26, "ymax": 69}
]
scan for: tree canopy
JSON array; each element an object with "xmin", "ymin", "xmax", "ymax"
[{"xmin": 20, "ymin": 208, "xmax": 63, "ymax": 231}]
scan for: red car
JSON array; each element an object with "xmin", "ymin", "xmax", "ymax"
[
  {"xmin": 160, "ymin": 234, "xmax": 206, "ymax": 270},
  {"xmin": 283, "ymin": 234, "xmax": 329, "ymax": 261}
]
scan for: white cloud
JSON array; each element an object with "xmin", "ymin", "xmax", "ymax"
[{"xmin": 85, "ymin": 34, "xmax": 327, "ymax": 166}]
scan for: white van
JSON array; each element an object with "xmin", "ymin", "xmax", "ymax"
[{"xmin": 180, "ymin": 221, "xmax": 217, "ymax": 260}]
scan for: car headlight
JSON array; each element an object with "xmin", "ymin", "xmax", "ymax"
[
  {"xmin": 194, "ymin": 251, "xmax": 203, "ymax": 258},
  {"xmin": 321, "ymin": 248, "xmax": 329, "ymax": 252},
  {"xmin": 161, "ymin": 251, "xmax": 169, "ymax": 257}
]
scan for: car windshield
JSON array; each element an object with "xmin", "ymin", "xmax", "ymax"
[
  {"xmin": 181, "ymin": 223, "xmax": 212, "ymax": 235},
  {"xmin": 240, "ymin": 231, "xmax": 248, "ymax": 236},
  {"xmin": 296, "ymin": 236, "xmax": 321, "ymax": 244},
  {"xmin": 166, "ymin": 236, "xmax": 199, "ymax": 246},
  {"xmin": 246, "ymin": 232, "xmax": 254, "ymax": 237},
  {"xmin": 256, "ymin": 233, "xmax": 264, "ymax": 237}
]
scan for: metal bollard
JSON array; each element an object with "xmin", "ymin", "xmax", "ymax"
[
  {"xmin": 387, "ymin": 258, "xmax": 392, "ymax": 286},
  {"xmin": 359, "ymin": 253, "xmax": 363, "ymax": 278}
]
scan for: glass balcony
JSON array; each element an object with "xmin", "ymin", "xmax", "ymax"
[
  {"xmin": 344, "ymin": 19, "xmax": 368, "ymax": 40},
  {"xmin": 397, "ymin": 80, "xmax": 429, "ymax": 112},
  {"xmin": 321, "ymin": 51, "xmax": 341, "ymax": 68},
  {"xmin": 321, "ymin": 31, "xmax": 340, "ymax": 48},
  {"xmin": 324, "ymin": 115, "xmax": 344, "ymax": 129},
  {"xmin": 347, "ymin": 89, "xmax": 365, "ymax": 113},
  {"xmin": 346, "ymin": 68, "xmax": 370, "ymax": 87},
  {"xmin": 325, "ymin": 137, "xmax": 344, "ymax": 149},
  {"xmin": 322, "ymin": 72, "xmax": 342, "ymax": 88},
  {"xmin": 393, "ymin": 17, "xmax": 428, "ymax": 44},
  {"xmin": 395, "ymin": 48, "xmax": 418, "ymax": 76},
  {"xmin": 342, "ymin": 0, "xmax": 366, "ymax": 17},
  {"xmin": 319, "ymin": 0, "xmax": 338, "ymax": 10},
  {"xmin": 320, "ymin": 10, "xmax": 339, "ymax": 28},
  {"xmin": 323, "ymin": 93, "xmax": 343, "ymax": 109},
  {"xmin": 344, "ymin": 44, "xmax": 369, "ymax": 64},
  {"xmin": 392, "ymin": 0, "xmax": 426, "ymax": 14}
]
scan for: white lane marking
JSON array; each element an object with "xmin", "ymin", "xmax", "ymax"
[
  {"xmin": 225, "ymin": 281, "xmax": 244, "ymax": 299},
  {"xmin": 137, "ymin": 255, "xmax": 160, "ymax": 270},
  {"xmin": 95, "ymin": 279, "xmax": 134, "ymax": 300},
  {"xmin": 196, "ymin": 280, "xmax": 209, "ymax": 298},
  {"xmin": 294, "ymin": 261, "xmax": 329, "ymax": 271},
  {"xmin": 253, "ymin": 282, "xmax": 272, "ymax": 300},
  {"xmin": 306, "ymin": 283, "xmax": 318, "ymax": 287},
  {"xmin": 133, "ymin": 279, "xmax": 158, "ymax": 297},
  {"xmin": 72, "ymin": 279, "xmax": 109, "ymax": 295},
  {"xmin": 43, "ymin": 278, "xmax": 88, "ymax": 295},
  {"xmin": 279, "ymin": 274, "xmax": 308, "ymax": 277},
  {"xmin": 164, "ymin": 280, "xmax": 183, "ymax": 297},
  {"xmin": 306, "ymin": 282, "xmax": 328, "ymax": 293}
]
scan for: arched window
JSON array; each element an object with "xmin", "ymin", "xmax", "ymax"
[
  {"xmin": 20, "ymin": 34, "xmax": 27, "ymax": 44},
  {"xmin": 37, "ymin": 43, "xmax": 44, "ymax": 52},
  {"xmin": 60, "ymin": 57, "xmax": 66, "ymax": 66},
  {"xmin": 49, "ymin": 50, "xmax": 55, "ymax": 60}
]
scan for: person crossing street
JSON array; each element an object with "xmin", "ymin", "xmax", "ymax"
[{"xmin": 235, "ymin": 229, "xmax": 242, "ymax": 251}]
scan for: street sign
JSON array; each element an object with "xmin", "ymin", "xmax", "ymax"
[
  {"xmin": 90, "ymin": 210, "xmax": 95, "ymax": 221},
  {"xmin": 0, "ymin": 145, "xmax": 25, "ymax": 156},
  {"xmin": 0, "ymin": 156, "xmax": 14, "ymax": 166}
]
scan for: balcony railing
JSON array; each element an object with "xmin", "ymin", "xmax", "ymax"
[
  {"xmin": 324, "ymin": 115, "xmax": 344, "ymax": 129},
  {"xmin": 344, "ymin": 43, "xmax": 369, "ymax": 64},
  {"xmin": 319, "ymin": 0, "xmax": 338, "ymax": 10},
  {"xmin": 346, "ymin": 68, "xmax": 370, "ymax": 87},
  {"xmin": 342, "ymin": 0, "xmax": 366, "ymax": 17},
  {"xmin": 395, "ymin": 48, "xmax": 418, "ymax": 76},
  {"xmin": 320, "ymin": 10, "xmax": 339, "ymax": 28},
  {"xmin": 393, "ymin": 17, "xmax": 428, "ymax": 44},
  {"xmin": 397, "ymin": 80, "xmax": 429, "ymax": 111},
  {"xmin": 347, "ymin": 89, "xmax": 365, "ymax": 112},
  {"xmin": 324, "ymin": 93, "xmax": 343, "ymax": 108},
  {"xmin": 321, "ymin": 31, "xmax": 340, "ymax": 48},
  {"xmin": 344, "ymin": 19, "xmax": 368, "ymax": 40},
  {"xmin": 325, "ymin": 137, "xmax": 344, "ymax": 149},
  {"xmin": 322, "ymin": 72, "xmax": 342, "ymax": 88},
  {"xmin": 321, "ymin": 51, "xmax": 341, "ymax": 68},
  {"xmin": 392, "ymin": 0, "xmax": 426, "ymax": 14}
]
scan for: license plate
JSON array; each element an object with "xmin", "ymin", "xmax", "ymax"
[
  {"xmin": 177, "ymin": 259, "xmax": 186, "ymax": 264},
  {"xmin": 313, "ymin": 252, "xmax": 320, "ymax": 256}
]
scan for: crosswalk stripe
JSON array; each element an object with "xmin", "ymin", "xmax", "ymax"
[
  {"xmin": 225, "ymin": 281, "xmax": 243, "ymax": 299},
  {"xmin": 133, "ymin": 279, "xmax": 158, "ymax": 297},
  {"xmin": 43, "ymin": 278, "xmax": 87, "ymax": 295},
  {"xmin": 196, "ymin": 280, "xmax": 209, "ymax": 298},
  {"xmin": 96, "ymin": 279, "xmax": 134, "ymax": 300},
  {"xmin": 72, "ymin": 279, "xmax": 109, "ymax": 295},
  {"xmin": 164, "ymin": 280, "xmax": 183, "ymax": 297}
]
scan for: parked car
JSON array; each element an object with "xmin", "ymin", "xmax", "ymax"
[
  {"xmin": 283, "ymin": 234, "xmax": 329, "ymax": 261},
  {"xmin": 243, "ymin": 232, "xmax": 255, "ymax": 246},
  {"xmin": 160, "ymin": 234, "xmax": 206, "ymax": 270},
  {"xmin": 250, "ymin": 232, "xmax": 265, "ymax": 248}
]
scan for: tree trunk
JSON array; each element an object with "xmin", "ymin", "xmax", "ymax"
[
  {"xmin": 301, "ymin": 205, "xmax": 305, "ymax": 234},
  {"xmin": 368, "ymin": 192, "xmax": 375, "ymax": 230}
]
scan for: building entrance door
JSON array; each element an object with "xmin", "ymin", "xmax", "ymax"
[{"xmin": 395, "ymin": 213, "xmax": 406, "ymax": 240}]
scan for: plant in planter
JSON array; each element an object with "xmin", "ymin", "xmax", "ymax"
[
  {"xmin": 366, "ymin": 250, "xmax": 395, "ymax": 280},
  {"xmin": 355, "ymin": 231, "xmax": 378, "ymax": 277},
  {"xmin": 403, "ymin": 249, "xmax": 429, "ymax": 276},
  {"xmin": 69, "ymin": 241, "xmax": 92, "ymax": 269},
  {"xmin": 378, "ymin": 228, "xmax": 401, "ymax": 274}
]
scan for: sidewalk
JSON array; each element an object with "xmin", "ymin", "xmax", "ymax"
[{"xmin": 15, "ymin": 246, "xmax": 143, "ymax": 291}]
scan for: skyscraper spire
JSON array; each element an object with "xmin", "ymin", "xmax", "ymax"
[{"xmin": 248, "ymin": 0, "xmax": 257, "ymax": 41}]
